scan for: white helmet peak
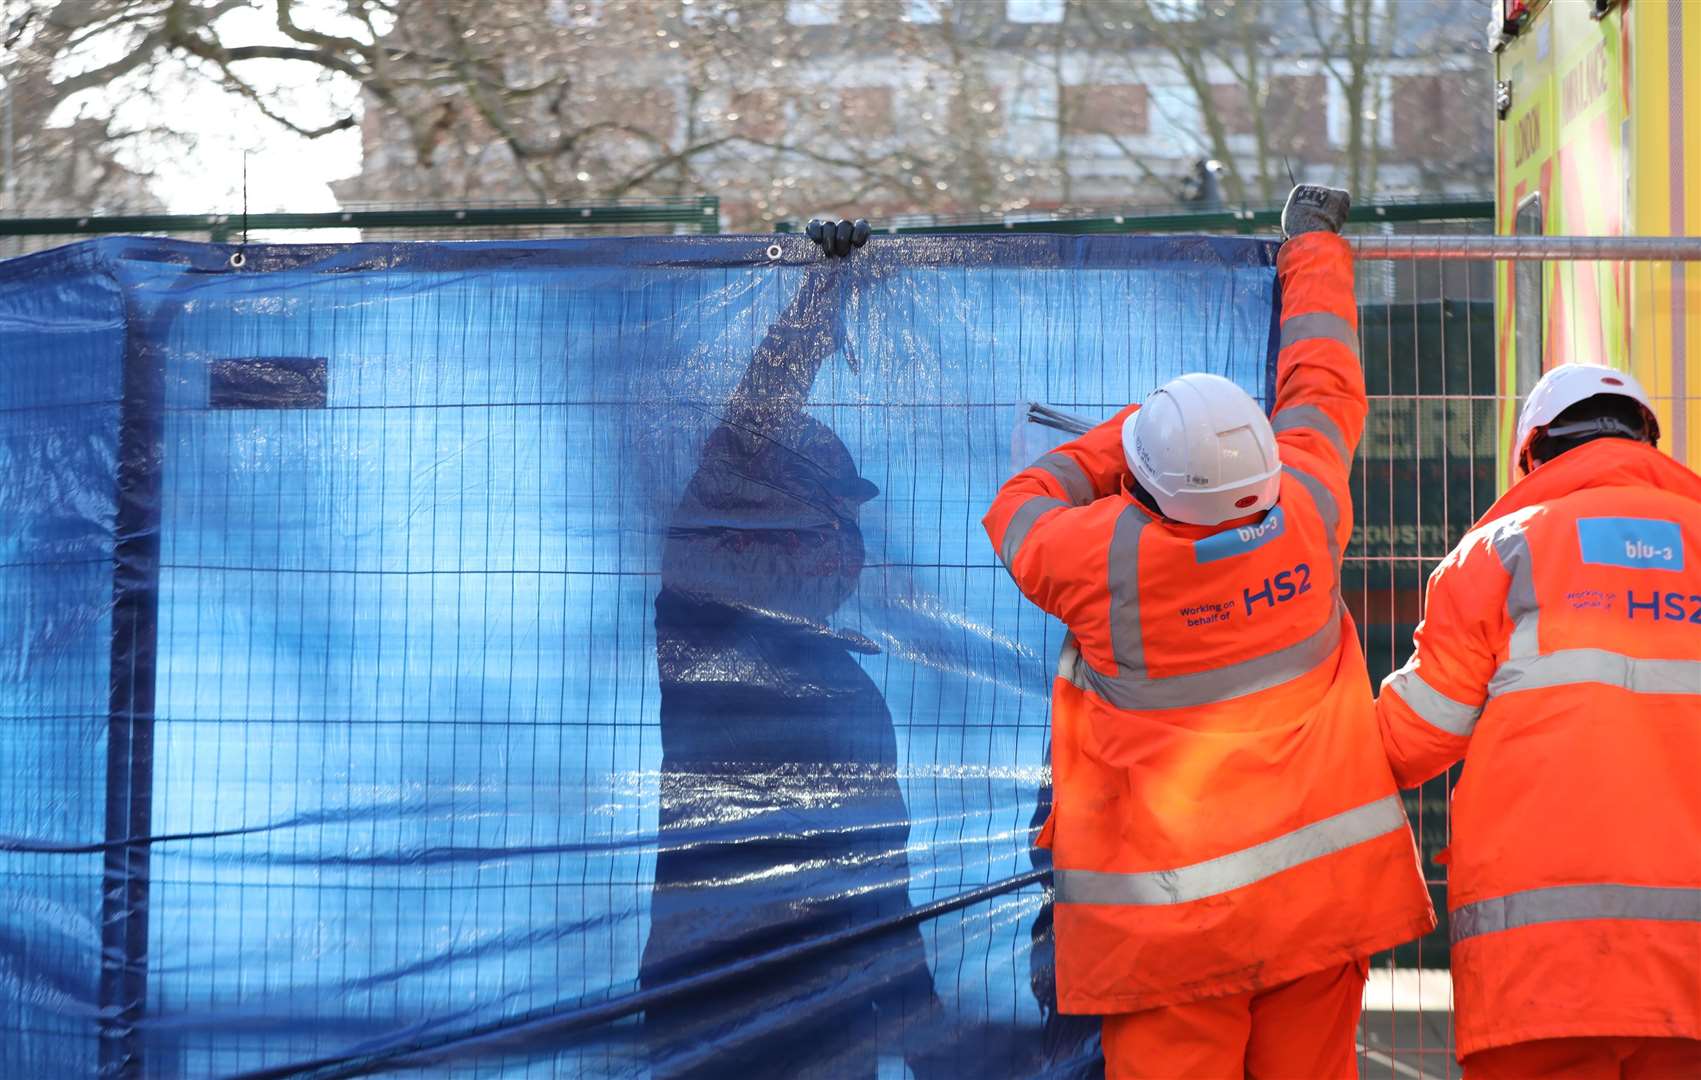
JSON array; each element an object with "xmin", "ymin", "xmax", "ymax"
[
  {"xmin": 1123, "ymin": 373, "xmax": 1281, "ymax": 526},
  {"xmin": 1514, "ymin": 363, "xmax": 1659, "ymax": 474}
]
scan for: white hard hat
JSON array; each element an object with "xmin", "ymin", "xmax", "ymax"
[
  {"xmin": 1122, "ymin": 373, "xmax": 1281, "ymax": 526},
  {"xmin": 1514, "ymin": 363, "xmax": 1660, "ymax": 474}
]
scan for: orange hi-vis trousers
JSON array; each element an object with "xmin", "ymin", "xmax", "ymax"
[
  {"xmin": 1100, "ymin": 960, "xmax": 1366, "ymax": 1080},
  {"xmin": 1464, "ymin": 1037, "xmax": 1701, "ymax": 1079}
]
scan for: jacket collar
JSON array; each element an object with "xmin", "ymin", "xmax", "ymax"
[
  {"xmin": 1117, "ymin": 476, "xmax": 1266, "ymax": 538},
  {"xmin": 1476, "ymin": 439, "xmax": 1701, "ymax": 530}
]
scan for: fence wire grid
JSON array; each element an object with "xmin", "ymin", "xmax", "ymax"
[{"xmin": 0, "ymin": 222, "xmax": 1693, "ymax": 1080}]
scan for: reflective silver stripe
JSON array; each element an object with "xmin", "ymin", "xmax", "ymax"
[
  {"xmin": 1107, "ymin": 506, "xmax": 1149, "ymax": 676},
  {"xmin": 1490, "ymin": 521, "xmax": 1540, "ymax": 659},
  {"xmin": 1000, "ymin": 496, "xmax": 1068, "ymax": 571},
  {"xmin": 1452, "ymin": 884, "xmax": 1701, "ymax": 944},
  {"xmin": 1285, "ymin": 466, "xmax": 1340, "ymax": 546},
  {"xmin": 1279, "ymin": 311, "xmax": 1361, "ymax": 357},
  {"xmin": 1059, "ymin": 606, "xmax": 1343, "ymax": 710},
  {"xmin": 1056, "ymin": 794, "xmax": 1407, "ymax": 906},
  {"xmin": 1489, "ymin": 649, "xmax": 1701, "ymax": 699},
  {"xmin": 1284, "ymin": 464, "xmax": 1342, "ymax": 570},
  {"xmin": 1034, "ymin": 452, "xmax": 1093, "ymax": 506},
  {"xmin": 1055, "ymin": 464, "xmax": 1346, "ymax": 710},
  {"xmin": 1383, "ymin": 663, "xmax": 1481, "ymax": 736},
  {"xmin": 1272, "ymin": 405, "xmax": 1352, "ymax": 466}
]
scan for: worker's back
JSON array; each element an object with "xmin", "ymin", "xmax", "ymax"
[
  {"xmin": 1025, "ymin": 444, "xmax": 1432, "ymax": 1014},
  {"xmin": 985, "ymin": 231, "xmax": 1434, "ymax": 1014},
  {"xmin": 1381, "ymin": 437, "xmax": 1701, "ymax": 1055},
  {"xmin": 1056, "ymin": 472, "xmax": 1340, "ymax": 715}
]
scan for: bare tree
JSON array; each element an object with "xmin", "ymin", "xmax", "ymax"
[
  {"xmin": 7, "ymin": 0, "xmax": 1490, "ymax": 226},
  {"xmin": 2, "ymin": 3, "xmax": 166, "ymax": 216},
  {"xmin": 1303, "ymin": 0, "xmax": 1393, "ymax": 197},
  {"xmin": 1076, "ymin": 0, "xmax": 1486, "ymax": 208}
]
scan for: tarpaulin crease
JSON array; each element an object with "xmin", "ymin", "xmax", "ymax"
[{"xmin": 0, "ymin": 234, "xmax": 1277, "ymax": 1078}]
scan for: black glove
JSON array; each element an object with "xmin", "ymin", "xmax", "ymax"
[
  {"xmin": 1280, "ymin": 185, "xmax": 1351, "ymax": 239},
  {"xmin": 805, "ymin": 217, "xmax": 871, "ymax": 257}
]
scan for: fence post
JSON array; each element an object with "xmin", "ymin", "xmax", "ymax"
[{"xmin": 97, "ymin": 288, "xmax": 168, "ymax": 1080}]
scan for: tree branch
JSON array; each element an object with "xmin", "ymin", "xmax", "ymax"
[
  {"xmin": 605, "ymin": 134, "xmax": 740, "ymax": 196},
  {"xmin": 219, "ymin": 44, "xmax": 367, "ymax": 81},
  {"xmin": 272, "ymin": 0, "xmax": 367, "ymax": 57}
]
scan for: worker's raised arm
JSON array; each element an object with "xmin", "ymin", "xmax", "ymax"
[
  {"xmin": 717, "ymin": 219, "xmax": 872, "ymax": 452},
  {"xmin": 983, "ymin": 405, "xmax": 1135, "ymax": 622},
  {"xmin": 1270, "ymin": 187, "xmax": 1366, "ymax": 486},
  {"xmin": 1376, "ymin": 520, "xmax": 1515, "ymax": 788}
]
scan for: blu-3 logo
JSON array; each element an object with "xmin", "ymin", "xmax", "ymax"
[
  {"xmin": 1577, "ymin": 517, "xmax": 1686, "ymax": 571},
  {"xmin": 1197, "ymin": 506, "xmax": 1286, "ymax": 564},
  {"xmin": 1244, "ymin": 562, "xmax": 1311, "ymax": 616}
]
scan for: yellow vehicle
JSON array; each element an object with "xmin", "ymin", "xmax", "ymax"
[{"xmin": 1493, "ymin": 0, "xmax": 1701, "ymax": 482}]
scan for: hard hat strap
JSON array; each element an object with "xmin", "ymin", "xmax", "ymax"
[{"xmin": 1541, "ymin": 416, "xmax": 1647, "ymax": 442}]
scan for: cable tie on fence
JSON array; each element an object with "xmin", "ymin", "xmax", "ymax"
[{"xmin": 229, "ymin": 150, "xmax": 250, "ymax": 270}]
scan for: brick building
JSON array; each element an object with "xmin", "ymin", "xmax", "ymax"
[{"xmin": 332, "ymin": 0, "xmax": 1493, "ymax": 228}]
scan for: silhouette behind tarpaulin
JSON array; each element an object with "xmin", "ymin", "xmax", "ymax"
[
  {"xmin": 0, "ymin": 235, "xmax": 1284, "ymax": 1079},
  {"xmin": 641, "ymin": 268, "xmax": 947, "ymax": 1079}
]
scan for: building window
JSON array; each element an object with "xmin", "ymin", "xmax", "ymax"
[
  {"xmin": 1268, "ymin": 75, "xmax": 1329, "ymax": 154},
  {"xmin": 840, "ymin": 88, "xmax": 895, "ymax": 138},
  {"xmin": 787, "ymin": 0, "xmax": 841, "ymax": 25},
  {"xmin": 1063, "ymin": 84, "xmax": 1149, "ymax": 137},
  {"xmin": 1324, "ymin": 0, "xmax": 1390, "ymax": 17},
  {"xmin": 585, "ymin": 88, "xmax": 679, "ymax": 145},
  {"xmin": 547, "ymin": 0, "xmax": 602, "ymax": 24},
  {"xmin": 1006, "ymin": 0, "xmax": 1064, "ymax": 24},
  {"xmin": 1148, "ymin": 0, "xmax": 1201, "ymax": 20},
  {"xmin": 1392, "ymin": 74, "xmax": 1448, "ymax": 158},
  {"xmin": 1208, "ymin": 83, "xmax": 1257, "ymax": 136},
  {"xmin": 1146, "ymin": 83, "xmax": 1197, "ymax": 141},
  {"xmin": 905, "ymin": 0, "xmax": 945, "ymax": 23},
  {"xmin": 1327, "ymin": 73, "xmax": 1394, "ymax": 149},
  {"xmin": 1004, "ymin": 80, "xmax": 1057, "ymax": 153},
  {"xmin": 729, "ymin": 90, "xmax": 784, "ymax": 141}
]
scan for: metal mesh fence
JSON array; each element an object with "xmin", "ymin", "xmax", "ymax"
[
  {"xmin": 885, "ymin": 201, "xmax": 1501, "ymax": 1052},
  {"xmin": 4, "ymin": 210, "xmax": 1692, "ymax": 1078},
  {"xmin": 1351, "ymin": 252, "xmax": 1494, "ymax": 1080},
  {"xmin": 1350, "ymin": 242, "xmax": 1700, "ymax": 1080},
  {"xmin": 0, "ymin": 198, "xmax": 722, "ymax": 259}
]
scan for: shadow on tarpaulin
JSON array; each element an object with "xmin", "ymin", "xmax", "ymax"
[{"xmin": 0, "ymin": 233, "xmax": 1278, "ymax": 1079}]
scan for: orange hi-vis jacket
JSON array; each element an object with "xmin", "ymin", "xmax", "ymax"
[
  {"xmin": 983, "ymin": 232, "xmax": 1434, "ymax": 1015},
  {"xmin": 1377, "ymin": 437, "xmax": 1701, "ymax": 1056}
]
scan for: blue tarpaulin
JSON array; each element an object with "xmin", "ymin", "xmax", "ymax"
[{"xmin": 0, "ymin": 234, "xmax": 1278, "ymax": 1079}]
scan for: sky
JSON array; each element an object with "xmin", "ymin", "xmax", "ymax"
[
  {"xmin": 148, "ymin": 96, "xmax": 359, "ymax": 218},
  {"xmin": 81, "ymin": 4, "xmax": 365, "ymax": 220}
]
